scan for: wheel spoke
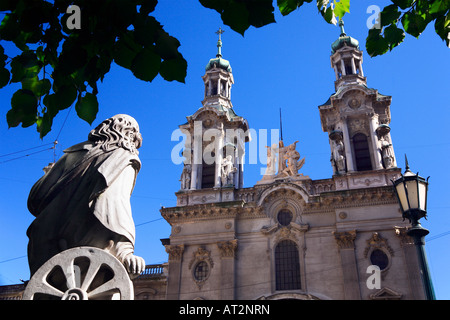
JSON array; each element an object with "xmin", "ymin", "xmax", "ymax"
[
  {"xmin": 87, "ymin": 278, "xmax": 119, "ymax": 299},
  {"xmin": 35, "ymin": 281, "xmax": 64, "ymax": 298},
  {"xmin": 80, "ymin": 258, "xmax": 102, "ymax": 292}
]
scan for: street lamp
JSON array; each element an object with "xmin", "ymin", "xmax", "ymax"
[{"xmin": 392, "ymin": 155, "xmax": 435, "ymax": 300}]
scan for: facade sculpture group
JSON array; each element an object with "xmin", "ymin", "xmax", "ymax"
[{"xmin": 261, "ymin": 140, "xmax": 306, "ymax": 183}]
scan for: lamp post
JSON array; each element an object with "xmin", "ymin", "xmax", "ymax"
[{"xmin": 392, "ymin": 156, "xmax": 435, "ymax": 300}]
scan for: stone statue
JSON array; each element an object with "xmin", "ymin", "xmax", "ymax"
[
  {"xmin": 332, "ymin": 140, "xmax": 346, "ymax": 173},
  {"xmin": 180, "ymin": 163, "xmax": 192, "ymax": 190},
  {"xmin": 380, "ymin": 137, "xmax": 395, "ymax": 169},
  {"xmin": 26, "ymin": 114, "xmax": 145, "ymax": 278},
  {"xmin": 280, "ymin": 141, "xmax": 305, "ymax": 177},
  {"xmin": 262, "ymin": 144, "xmax": 277, "ymax": 179},
  {"xmin": 221, "ymin": 155, "xmax": 236, "ymax": 186}
]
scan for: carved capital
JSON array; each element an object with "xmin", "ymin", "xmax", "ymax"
[
  {"xmin": 165, "ymin": 244, "xmax": 184, "ymax": 261},
  {"xmin": 333, "ymin": 230, "xmax": 357, "ymax": 249},
  {"xmin": 217, "ymin": 239, "xmax": 238, "ymax": 258},
  {"xmin": 394, "ymin": 226, "xmax": 414, "ymax": 247}
]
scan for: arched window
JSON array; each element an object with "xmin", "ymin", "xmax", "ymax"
[
  {"xmin": 353, "ymin": 133, "xmax": 372, "ymax": 171},
  {"xmin": 201, "ymin": 161, "xmax": 215, "ymax": 188},
  {"xmin": 275, "ymin": 240, "xmax": 301, "ymax": 290}
]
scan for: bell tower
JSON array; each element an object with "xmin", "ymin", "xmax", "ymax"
[
  {"xmin": 319, "ymin": 20, "xmax": 397, "ymax": 178},
  {"xmin": 178, "ymin": 29, "xmax": 249, "ymax": 195},
  {"xmin": 202, "ymin": 27, "xmax": 234, "ymax": 110}
]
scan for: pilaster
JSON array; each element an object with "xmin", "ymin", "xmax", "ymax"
[{"xmin": 333, "ymin": 230, "xmax": 361, "ymax": 299}]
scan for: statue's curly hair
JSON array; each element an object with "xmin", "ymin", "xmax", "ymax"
[{"xmin": 88, "ymin": 114, "xmax": 142, "ymax": 155}]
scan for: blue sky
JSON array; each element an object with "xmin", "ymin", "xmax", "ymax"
[{"xmin": 1, "ymin": 1, "xmax": 449, "ymax": 299}]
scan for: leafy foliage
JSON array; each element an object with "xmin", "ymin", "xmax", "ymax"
[
  {"xmin": 199, "ymin": 0, "xmax": 276, "ymax": 35},
  {"xmin": 366, "ymin": 0, "xmax": 450, "ymax": 57},
  {"xmin": 1, "ymin": 0, "xmax": 449, "ymax": 138},
  {"xmin": 0, "ymin": 0, "xmax": 186, "ymax": 138}
]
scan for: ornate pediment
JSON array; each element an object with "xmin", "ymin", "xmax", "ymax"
[{"xmin": 369, "ymin": 287, "xmax": 402, "ymax": 300}]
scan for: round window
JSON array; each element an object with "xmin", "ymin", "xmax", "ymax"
[
  {"xmin": 370, "ymin": 249, "xmax": 389, "ymax": 270},
  {"xmin": 193, "ymin": 261, "xmax": 210, "ymax": 281},
  {"xmin": 277, "ymin": 210, "xmax": 293, "ymax": 226}
]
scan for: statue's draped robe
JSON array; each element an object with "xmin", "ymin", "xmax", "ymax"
[{"xmin": 27, "ymin": 141, "xmax": 140, "ymax": 276}]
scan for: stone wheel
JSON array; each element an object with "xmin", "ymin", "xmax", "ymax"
[{"xmin": 23, "ymin": 247, "xmax": 134, "ymax": 300}]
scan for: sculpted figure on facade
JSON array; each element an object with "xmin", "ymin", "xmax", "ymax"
[
  {"xmin": 380, "ymin": 137, "xmax": 395, "ymax": 169},
  {"xmin": 332, "ymin": 140, "xmax": 346, "ymax": 174},
  {"xmin": 262, "ymin": 144, "xmax": 277, "ymax": 180},
  {"xmin": 180, "ymin": 163, "xmax": 192, "ymax": 190},
  {"xmin": 26, "ymin": 114, "xmax": 145, "ymax": 278},
  {"xmin": 221, "ymin": 155, "xmax": 236, "ymax": 186},
  {"xmin": 280, "ymin": 141, "xmax": 305, "ymax": 177}
]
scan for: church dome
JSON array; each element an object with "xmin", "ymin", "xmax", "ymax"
[
  {"xmin": 205, "ymin": 57, "xmax": 232, "ymax": 72},
  {"xmin": 331, "ymin": 20, "xmax": 359, "ymax": 54}
]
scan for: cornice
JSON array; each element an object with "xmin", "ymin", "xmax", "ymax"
[{"xmin": 160, "ymin": 200, "xmax": 265, "ymax": 224}]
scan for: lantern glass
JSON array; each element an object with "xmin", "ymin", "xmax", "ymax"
[
  {"xmin": 418, "ymin": 180, "xmax": 427, "ymax": 211},
  {"xmin": 406, "ymin": 179, "xmax": 419, "ymax": 210},
  {"xmin": 395, "ymin": 181, "xmax": 408, "ymax": 212}
]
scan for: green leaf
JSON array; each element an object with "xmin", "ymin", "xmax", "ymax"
[
  {"xmin": 55, "ymin": 84, "xmax": 78, "ymax": 110},
  {"xmin": 155, "ymin": 33, "xmax": 182, "ymax": 60},
  {"xmin": 0, "ymin": 13, "xmax": 20, "ymax": 41},
  {"xmin": 8, "ymin": 89, "xmax": 38, "ymax": 128},
  {"xmin": 36, "ymin": 113, "xmax": 53, "ymax": 139},
  {"xmin": 334, "ymin": 0, "xmax": 350, "ymax": 20},
  {"xmin": 391, "ymin": 0, "xmax": 415, "ymax": 10},
  {"xmin": 366, "ymin": 28, "xmax": 389, "ymax": 57},
  {"xmin": 402, "ymin": 12, "xmax": 428, "ymax": 37},
  {"xmin": 0, "ymin": 44, "xmax": 7, "ymax": 68},
  {"xmin": 380, "ymin": 4, "xmax": 401, "ymax": 27},
  {"xmin": 199, "ymin": 0, "xmax": 274, "ymax": 35},
  {"xmin": 384, "ymin": 24, "xmax": 405, "ymax": 50},
  {"xmin": 159, "ymin": 56, "xmax": 187, "ymax": 83},
  {"xmin": 75, "ymin": 93, "xmax": 99, "ymax": 125},
  {"xmin": 131, "ymin": 47, "xmax": 161, "ymax": 82},
  {"xmin": 246, "ymin": 0, "xmax": 276, "ymax": 28},
  {"xmin": 113, "ymin": 36, "xmax": 140, "ymax": 69},
  {"xmin": 0, "ymin": 68, "xmax": 10, "ymax": 88},
  {"xmin": 434, "ymin": 14, "xmax": 450, "ymax": 46},
  {"xmin": 139, "ymin": 0, "xmax": 158, "ymax": 15},
  {"xmin": 323, "ymin": 6, "xmax": 337, "ymax": 25},
  {"xmin": 278, "ymin": 0, "xmax": 311, "ymax": 16},
  {"xmin": 429, "ymin": 0, "xmax": 450, "ymax": 14},
  {"xmin": 220, "ymin": 1, "xmax": 250, "ymax": 36}
]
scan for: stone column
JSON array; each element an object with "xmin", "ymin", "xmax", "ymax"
[
  {"xmin": 369, "ymin": 115, "xmax": 383, "ymax": 170},
  {"xmin": 340, "ymin": 59, "xmax": 346, "ymax": 76},
  {"xmin": 165, "ymin": 244, "xmax": 185, "ymax": 300},
  {"xmin": 341, "ymin": 119, "xmax": 355, "ymax": 172},
  {"xmin": 334, "ymin": 65, "xmax": 339, "ymax": 79},
  {"xmin": 351, "ymin": 57, "xmax": 356, "ymax": 74},
  {"xmin": 215, "ymin": 130, "xmax": 224, "ymax": 188},
  {"xmin": 217, "ymin": 240, "xmax": 238, "ymax": 300},
  {"xmin": 333, "ymin": 230, "xmax": 361, "ymax": 300},
  {"xmin": 358, "ymin": 60, "xmax": 364, "ymax": 77},
  {"xmin": 191, "ymin": 121, "xmax": 203, "ymax": 190}
]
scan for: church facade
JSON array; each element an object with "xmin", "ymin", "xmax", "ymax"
[
  {"xmin": 0, "ymin": 24, "xmax": 427, "ymax": 301},
  {"xmin": 134, "ymin": 24, "xmax": 426, "ymax": 300}
]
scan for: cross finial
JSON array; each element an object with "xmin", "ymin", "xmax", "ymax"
[
  {"xmin": 216, "ymin": 27, "xmax": 225, "ymax": 57},
  {"xmin": 216, "ymin": 27, "xmax": 225, "ymax": 40}
]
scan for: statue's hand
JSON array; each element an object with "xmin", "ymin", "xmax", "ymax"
[{"xmin": 123, "ymin": 254, "xmax": 146, "ymax": 275}]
